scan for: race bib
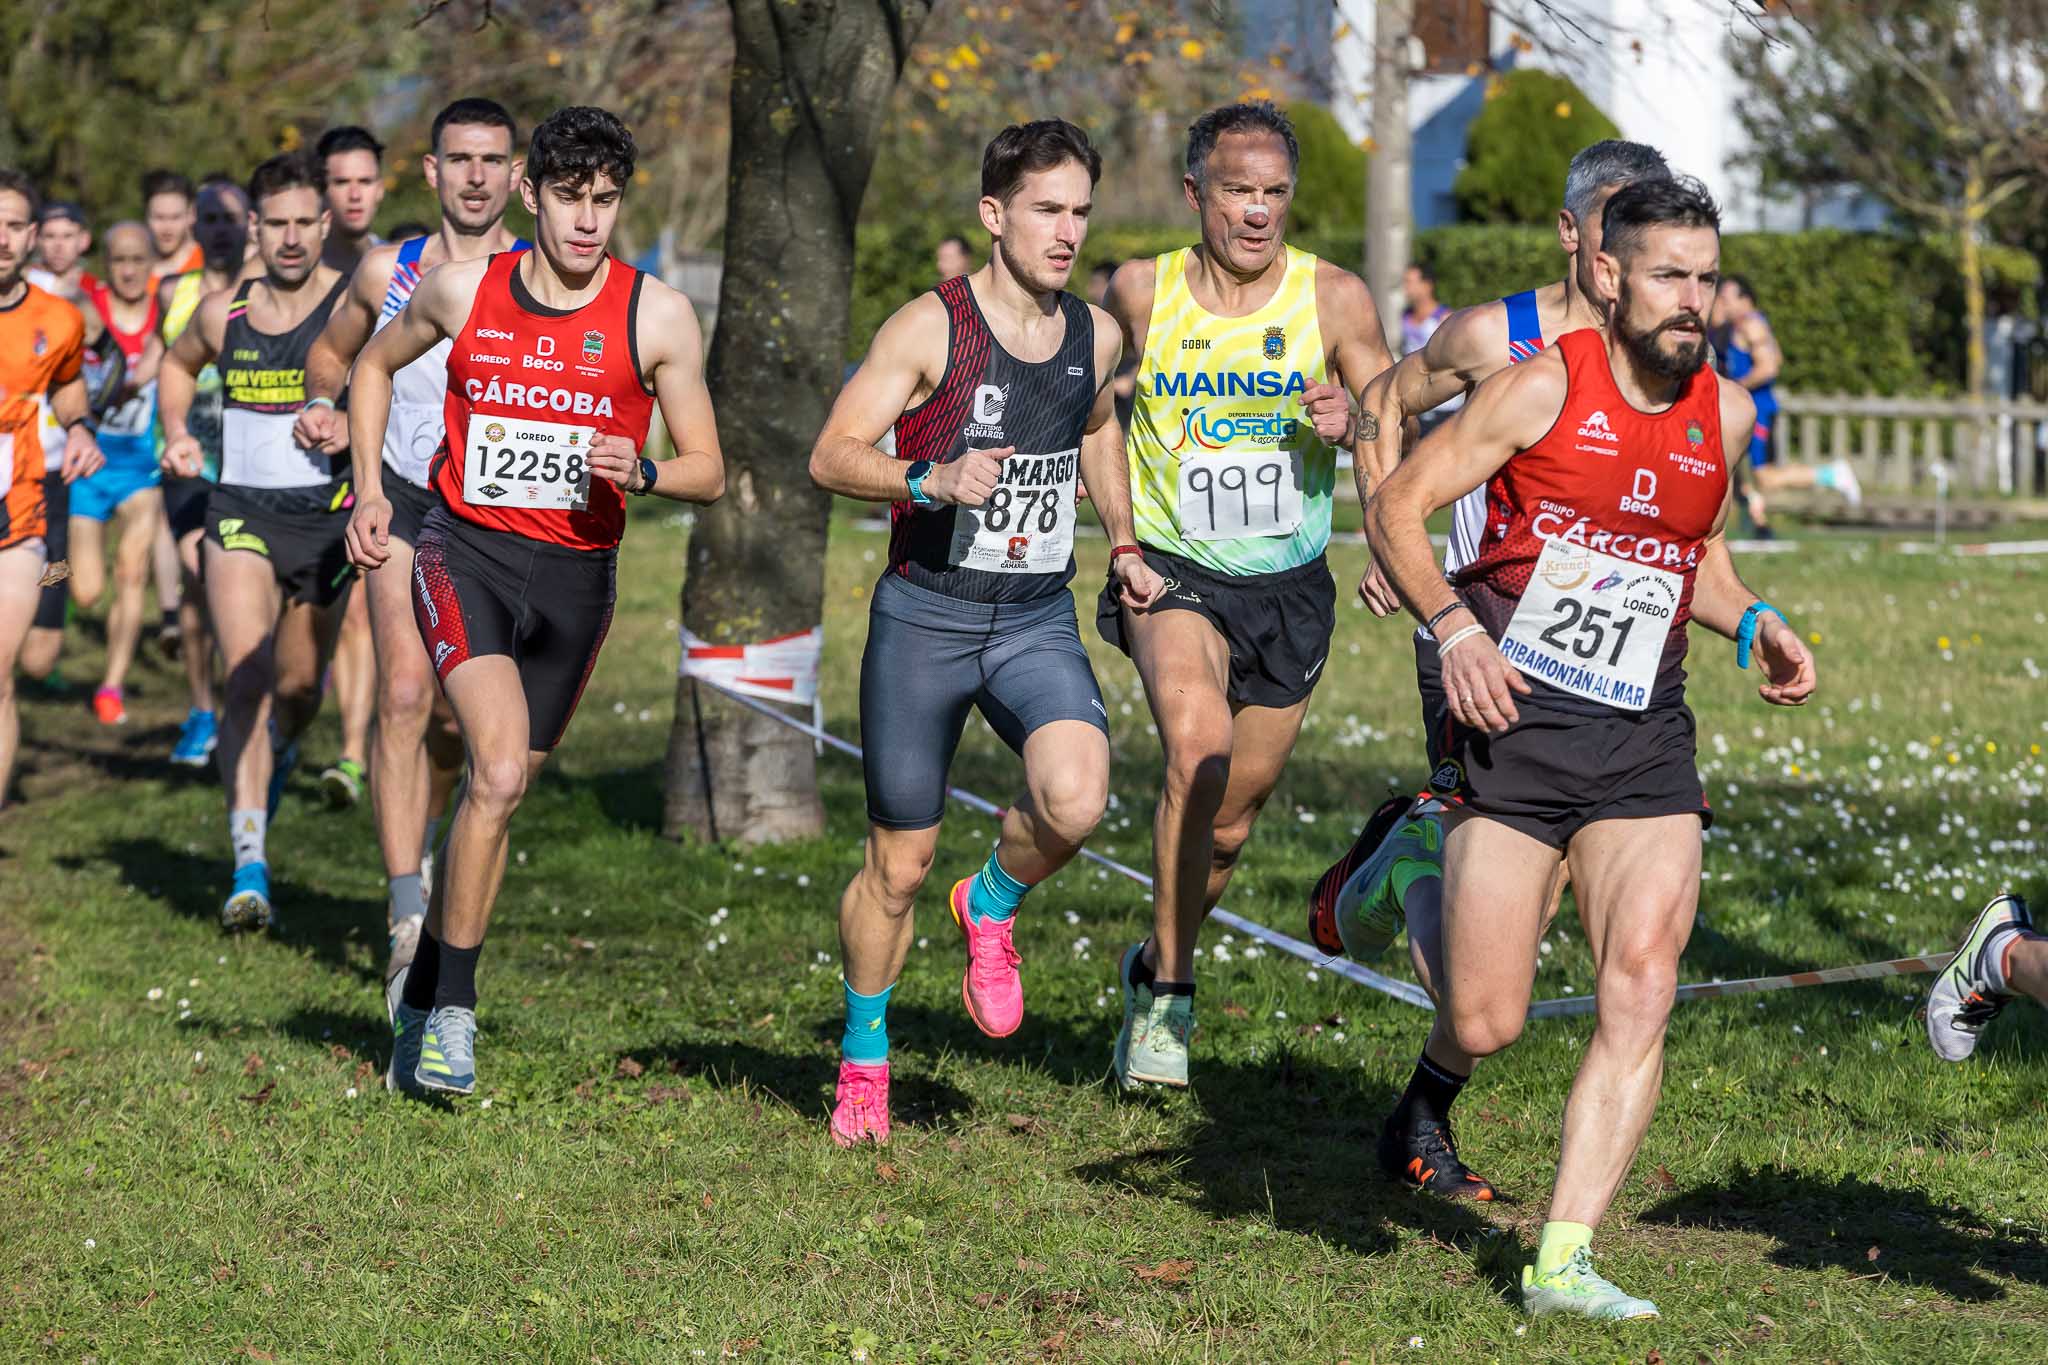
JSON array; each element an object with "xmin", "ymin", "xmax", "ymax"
[
  {"xmin": 1177, "ymin": 447, "xmax": 1302, "ymax": 541},
  {"xmin": 0, "ymin": 433, "xmax": 13, "ymax": 499},
  {"xmin": 387, "ymin": 400, "xmax": 443, "ymax": 487},
  {"xmin": 99, "ymin": 383, "xmax": 154, "ymax": 439},
  {"xmin": 1499, "ymin": 538, "xmax": 1680, "ymax": 711},
  {"xmin": 946, "ymin": 447, "xmax": 1077, "ymax": 574},
  {"xmin": 463, "ymin": 413, "xmax": 593, "ymax": 512}
]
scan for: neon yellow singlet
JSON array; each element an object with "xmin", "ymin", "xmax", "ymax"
[{"xmin": 1127, "ymin": 243, "xmax": 1335, "ymax": 576}]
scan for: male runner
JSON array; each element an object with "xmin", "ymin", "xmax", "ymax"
[
  {"xmin": 312, "ymin": 124, "xmax": 390, "ymax": 803},
  {"xmin": 26, "ymin": 202, "xmax": 92, "ymax": 299},
  {"xmin": 1709, "ymin": 274, "xmax": 1859, "ymax": 536},
  {"xmin": 1369, "ymin": 176, "xmax": 1816, "ymax": 1319},
  {"xmin": 143, "ymin": 170, "xmax": 203, "ymax": 290},
  {"xmin": 318, "ymin": 126, "xmax": 387, "ymax": 273},
  {"xmin": 301, "ymin": 96, "xmax": 528, "ymax": 1012},
  {"xmin": 810, "ymin": 120, "xmax": 1161, "ymax": 1147},
  {"xmin": 1928, "ymin": 894, "xmax": 2046, "ymax": 1060},
  {"xmin": 147, "ymin": 176, "xmax": 250, "ymax": 766},
  {"xmin": 935, "ymin": 234, "xmax": 973, "ymax": 283},
  {"xmin": 347, "ymin": 105, "xmax": 724, "ymax": 1097},
  {"xmin": 70, "ymin": 223, "xmax": 165, "ymax": 725},
  {"xmin": 1098, "ymin": 101, "xmax": 1391, "ymax": 1090},
  {"xmin": 1307, "ymin": 139, "xmax": 1669, "ymax": 1201},
  {"xmin": 0, "ymin": 169, "xmax": 103, "ymax": 808},
  {"xmin": 159, "ymin": 151, "xmax": 353, "ymax": 929}
]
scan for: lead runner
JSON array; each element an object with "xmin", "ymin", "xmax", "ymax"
[
  {"xmin": 1367, "ymin": 176, "xmax": 1816, "ymax": 1320},
  {"xmin": 346, "ymin": 106, "xmax": 724, "ymax": 1098}
]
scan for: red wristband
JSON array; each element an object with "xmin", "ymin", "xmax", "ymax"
[{"xmin": 1109, "ymin": 544, "xmax": 1143, "ymax": 567}]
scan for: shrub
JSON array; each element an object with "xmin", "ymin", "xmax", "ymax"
[{"xmin": 1454, "ymin": 70, "xmax": 1620, "ymax": 225}]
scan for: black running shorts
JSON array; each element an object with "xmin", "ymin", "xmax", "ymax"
[
  {"xmin": 1427, "ymin": 690, "xmax": 1712, "ymax": 850},
  {"xmin": 1095, "ymin": 544, "xmax": 1336, "ymax": 710},
  {"xmin": 32, "ymin": 469, "xmax": 69, "ymax": 630},
  {"xmin": 861, "ymin": 572, "xmax": 1108, "ymax": 831},
  {"xmin": 1414, "ymin": 631, "xmax": 1453, "ymax": 770},
  {"xmin": 384, "ymin": 467, "xmax": 440, "ymax": 548},
  {"xmin": 204, "ymin": 482, "xmax": 357, "ymax": 609},
  {"xmin": 162, "ymin": 475, "xmax": 213, "ymax": 544},
  {"xmin": 411, "ymin": 506, "xmax": 615, "ymax": 752}
]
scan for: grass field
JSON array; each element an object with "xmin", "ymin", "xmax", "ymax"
[{"xmin": 6, "ymin": 506, "xmax": 2048, "ymax": 1362}]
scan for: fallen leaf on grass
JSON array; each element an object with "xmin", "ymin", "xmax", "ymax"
[
  {"xmin": 242, "ymin": 1053, "xmax": 266, "ymax": 1077},
  {"xmin": 573, "ymin": 1079, "xmax": 596, "ymax": 1102},
  {"xmin": 972, "ymin": 1292, "xmax": 1005, "ymax": 1309},
  {"xmin": 571, "ymin": 938, "xmax": 598, "ymax": 952},
  {"xmin": 1647, "ymin": 1351, "xmax": 1664, "ymax": 1365},
  {"xmin": 645, "ymin": 1084, "xmax": 689, "ymax": 1107},
  {"xmin": 724, "ymin": 1338, "xmax": 760, "ymax": 1357},
  {"xmin": 615, "ymin": 1057, "xmax": 645, "ymax": 1080},
  {"xmin": 234, "ymin": 1346, "xmax": 275, "ymax": 1362},
  {"xmin": 1867, "ymin": 1245, "xmax": 1882, "ymax": 1262},
  {"xmin": 876, "ymin": 1162, "xmax": 901, "ymax": 1183},
  {"xmin": 1647, "ymin": 1164, "xmax": 1677, "ymax": 1191},
  {"xmin": 1129, "ymin": 1259, "xmax": 1195, "ymax": 1285},
  {"xmin": 1220, "ymin": 1002, "xmax": 1250, "ymax": 1020},
  {"xmin": 329, "ymin": 1044, "xmax": 351, "ymax": 1061},
  {"xmin": 1016, "ymin": 1257, "xmax": 1046, "ymax": 1272},
  {"xmin": 752, "ymin": 1012, "xmax": 775, "ymax": 1028},
  {"xmin": 354, "ymin": 1061, "xmax": 375, "ymax": 1085},
  {"xmin": 1005, "ymin": 1113, "xmax": 1043, "ymax": 1135},
  {"xmin": 240, "ymin": 1081, "xmax": 276, "ymax": 1105}
]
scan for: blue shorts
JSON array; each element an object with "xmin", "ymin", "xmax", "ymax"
[
  {"xmin": 70, "ymin": 461, "xmax": 160, "ymax": 522},
  {"xmin": 1748, "ymin": 414, "xmax": 1776, "ymax": 468},
  {"xmin": 859, "ymin": 573, "xmax": 1107, "ymax": 831}
]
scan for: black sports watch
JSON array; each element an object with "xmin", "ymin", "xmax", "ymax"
[
  {"xmin": 905, "ymin": 459, "xmax": 935, "ymax": 507},
  {"xmin": 631, "ymin": 456, "xmax": 658, "ymax": 496}
]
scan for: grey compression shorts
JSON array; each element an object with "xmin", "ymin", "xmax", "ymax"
[{"xmin": 859, "ymin": 572, "xmax": 1109, "ymax": 831}]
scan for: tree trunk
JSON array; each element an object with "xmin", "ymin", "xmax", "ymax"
[
  {"xmin": 664, "ymin": 0, "xmax": 935, "ymax": 846},
  {"xmin": 1365, "ymin": 0, "xmax": 1413, "ymax": 325}
]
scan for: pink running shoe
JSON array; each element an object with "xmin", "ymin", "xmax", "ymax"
[
  {"xmin": 831, "ymin": 1059, "xmax": 891, "ymax": 1147},
  {"xmin": 950, "ymin": 878, "xmax": 1024, "ymax": 1038}
]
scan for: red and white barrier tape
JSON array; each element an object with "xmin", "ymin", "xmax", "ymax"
[{"xmin": 698, "ymin": 681, "xmax": 1947, "ymax": 1020}]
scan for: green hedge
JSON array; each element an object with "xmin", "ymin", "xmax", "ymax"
[
  {"xmin": 851, "ymin": 222, "xmax": 2038, "ymax": 396},
  {"xmin": 1454, "ymin": 71, "xmax": 1620, "ymax": 225}
]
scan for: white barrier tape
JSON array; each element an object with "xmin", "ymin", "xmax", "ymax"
[
  {"xmin": 1896, "ymin": 539, "xmax": 2048, "ymax": 557},
  {"xmin": 697, "ymin": 681, "xmax": 1945, "ymax": 1023},
  {"xmin": 680, "ymin": 625, "xmax": 824, "ymax": 704}
]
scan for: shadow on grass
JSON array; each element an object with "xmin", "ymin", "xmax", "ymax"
[
  {"xmin": 1638, "ymin": 1163, "xmax": 2048, "ymax": 1302},
  {"xmin": 622, "ymin": 1036, "xmax": 976, "ymax": 1135},
  {"xmin": 66, "ymin": 837, "xmax": 378, "ymax": 987}
]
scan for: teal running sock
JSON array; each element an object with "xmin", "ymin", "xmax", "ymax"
[
  {"xmin": 1815, "ymin": 464, "xmax": 1840, "ymax": 490},
  {"xmin": 967, "ymin": 848, "xmax": 1031, "ymax": 923},
  {"xmin": 842, "ymin": 981, "xmax": 893, "ymax": 1063}
]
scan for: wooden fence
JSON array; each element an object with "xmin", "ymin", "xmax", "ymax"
[{"xmin": 1775, "ymin": 393, "xmax": 2048, "ymax": 498}]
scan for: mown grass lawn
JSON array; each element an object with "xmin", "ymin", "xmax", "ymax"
[{"xmin": 5, "ymin": 505, "xmax": 2047, "ymax": 1362}]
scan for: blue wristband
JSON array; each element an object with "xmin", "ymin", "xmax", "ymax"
[{"xmin": 1736, "ymin": 600, "xmax": 1781, "ymax": 670}]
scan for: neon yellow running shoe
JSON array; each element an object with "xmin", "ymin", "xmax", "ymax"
[{"xmin": 1521, "ymin": 1250, "xmax": 1659, "ymax": 1320}]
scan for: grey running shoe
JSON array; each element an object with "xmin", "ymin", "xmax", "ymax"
[
  {"xmin": 414, "ymin": 1005, "xmax": 477, "ymax": 1095},
  {"xmin": 1926, "ymin": 894, "xmax": 2032, "ymax": 1062}
]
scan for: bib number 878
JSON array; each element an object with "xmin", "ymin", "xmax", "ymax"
[
  {"xmin": 1535, "ymin": 598, "xmax": 1637, "ymax": 668},
  {"xmin": 474, "ymin": 442, "xmax": 585, "ymax": 488},
  {"xmin": 979, "ymin": 485, "xmax": 1062, "ymax": 534}
]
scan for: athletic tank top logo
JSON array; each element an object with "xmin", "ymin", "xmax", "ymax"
[
  {"xmin": 886, "ymin": 275, "xmax": 1096, "ymax": 606},
  {"xmin": 1127, "ymin": 244, "xmax": 1334, "ymax": 578},
  {"xmin": 220, "ymin": 276, "xmax": 348, "ymax": 491}
]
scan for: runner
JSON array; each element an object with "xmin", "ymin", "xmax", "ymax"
[
  {"xmin": 1928, "ymin": 894, "xmax": 2045, "ymax": 1060},
  {"xmin": 142, "ymin": 169, "xmax": 203, "ymax": 291},
  {"xmin": 809, "ymin": 120, "xmax": 1160, "ymax": 1147},
  {"xmin": 69, "ymin": 223, "xmax": 165, "ymax": 725},
  {"xmin": 1098, "ymin": 101, "xmax": 1392, "ymax": 1090},
  {"xmin": 144, "ymin": 176, "xmax": 251, "ymax": 766},
  {"xmin": 0, "ymin": 168, "xmax": 103, "ymax": 809},
  {"xmin": 299, "ymin": 96, "xmax": 528, "ymax": 1015},
  {"xmin": 1368, "ymin": 176, "xmax": 1816, "ymax": 1319},
  {"xmin": 346, "ymin": 105, "xmax": 724, "ymax": 1097},
  {"xmin": 1709, "ymin": 274, "xmax": 1859, "ymax": 537},
  {"xmin": 158, "ymin": 151, "xmax": 352, "ymax": 930},
  {"xmin": 313, "ymin": 124, "xmax": 390, "ymax": 803},
  {"xmin": 318, "ymin": 126, "xmax": 387, "ymax": 273},
  {"xmin": 935, "ymin": 234, "xmax": 973, "ymax": 283},
  {"xmin": 1306, "ymin": 139, "xmax": 1669, "ymax": 1203},
  {"xmin": 25, "ymin": 201, "xmax": 93, "ymax": 301}
]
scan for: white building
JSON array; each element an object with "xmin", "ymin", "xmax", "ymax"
[{"xmin": 1319, "ymin": 0, "xmax": 1883, "ymax": 231}]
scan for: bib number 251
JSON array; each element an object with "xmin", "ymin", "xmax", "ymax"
[
  {"xmin": 1534, "ymin": 598, "xmax": 1636, "ymax": 668},
  {"xmin": 463, "ymin": 414, "xmax": 593, "ymax": 512}
]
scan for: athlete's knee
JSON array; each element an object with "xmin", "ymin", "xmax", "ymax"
[
  {"xmin": 1035, "ymin": 771, "xmax": 1106, "ymax": 848},
  {"xmin": 1447, "ymin": 999, "xmax": 1525, "ymax": 1059},
  {"xmin": 1595, "ymin": 939, "xmax": 1681, "ymax": 1032},
  {"xmin": 864, "ymin": 836, "xmax": 933, "ymax": 910},
  {"xmin": 221, "ymin": 654, "xmax": 276, "ymax": 712},
  {"xmin": 466, "ymin": 752, "xmax": 532, "ymax": 820},
  {"xmin": 1159, "ymin": 716, "xmax": 1232, "ymax": 806},
  {"xmin": 379, "ymin": 664, "xmax": 437, "ymax": 729},
  {"xmin": 1208, "ymin": 809, "xmax": 1262, "ymax": 873}
]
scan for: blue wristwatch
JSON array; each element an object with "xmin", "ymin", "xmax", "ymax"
[
  {"xmin": 905, "ymin": 459, "xmax": 934, "ymax": 507},
  {"xmin": 631, "ymin": 456, "xmax": 658, "ymax": 495},
  {"xmin": 1735, "ymin": 600, "xmax": 1781, "ymax": 669}
]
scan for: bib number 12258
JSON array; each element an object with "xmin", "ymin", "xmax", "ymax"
[{"xmin": 463, "ymin": 413, "xmax": 593, "ymax": 512}]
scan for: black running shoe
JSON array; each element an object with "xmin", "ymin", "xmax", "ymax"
[
  {"xmin": 1377, "ymin": 1111, "xmax": 1496, "ymax": 1202},
  {"xmin": 1307, "ymin": 795, "xmax": 1411, "ymax": 957}
]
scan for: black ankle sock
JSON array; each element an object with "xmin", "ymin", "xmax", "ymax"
[
  {"xmin": 432, "ymin": 940, "xmax": 483, "ymax": 1010},
  {"xmin": 1155, "ymin": 981, "xmax": 1196, "ymax": 998},
  {"xmin": 401, "ymin": 930, "xmax": 442, "ymax": 1012},
  {"xmin": 1127, "ymin": 946, "xmax": 1156, "ymax": 988},
  {"xmin": 1395, "ymin": 1051, "xmax": 1469, "ymax": 1127},
  {"xmin": 160, "ymin": 608, "xmax": 178, "ymax": 631}
]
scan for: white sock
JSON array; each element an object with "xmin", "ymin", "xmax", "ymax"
[
  {"xmin": 230, "ymin": 810, "xmax": 266, "ymax": 870},
  {"xmin": 389, "ymin": 872, "xmax": 427, "ymax": 923}
]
